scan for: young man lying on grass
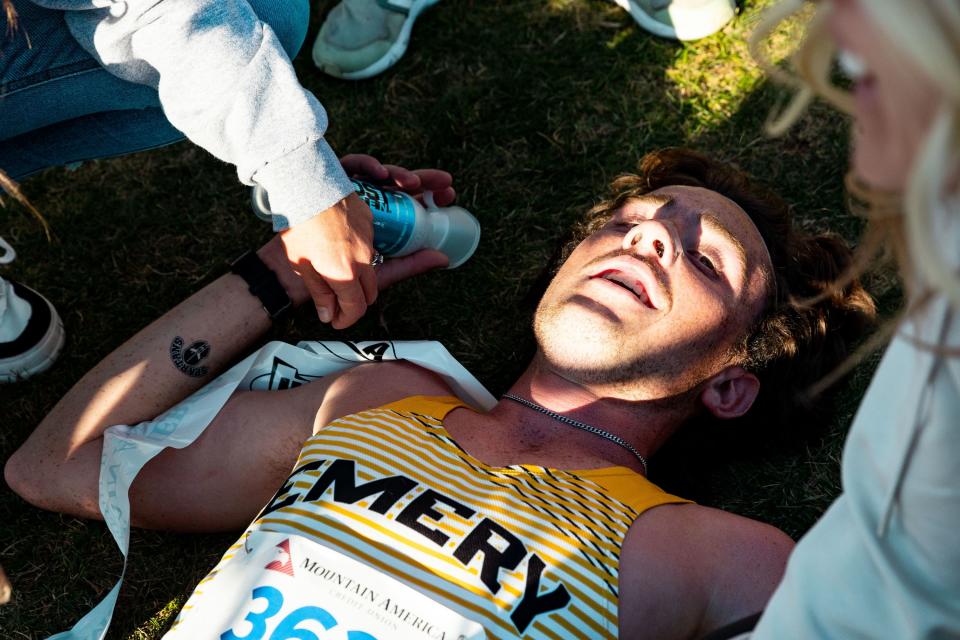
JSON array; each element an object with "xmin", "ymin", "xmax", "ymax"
[{"xmin": 5, "ymin": 149, "xmax": 875, "ymax": 639}]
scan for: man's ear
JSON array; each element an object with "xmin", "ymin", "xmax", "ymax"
[{"xmin": 700, "ymin": 366, "xmax": 760, "ymax": 419}]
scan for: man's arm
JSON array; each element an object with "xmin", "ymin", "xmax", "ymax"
[
  {"xmin": 618, "ymin": 503, "xmax": 793, "ymax": 639},
  {"xmin": 4, "ymin": 232, "xmax": 448, "ymax": 531},
  {"xmin": 4, "ymin": 235, "xmax": 300, "ymax": 526}
]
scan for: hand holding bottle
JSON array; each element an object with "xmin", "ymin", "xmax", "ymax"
[{"xmin": 256, "ymin": 155, "xmax": 481, "ymax": 269}]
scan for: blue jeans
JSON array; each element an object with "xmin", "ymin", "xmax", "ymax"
[{"xmin": 0, "ymin": 0, "xmax": 310, "ymax": 180}]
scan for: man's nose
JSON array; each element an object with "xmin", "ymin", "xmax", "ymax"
[{"xmin": 622, "ymin": 219, "xmax": 680, "ymax": 267}]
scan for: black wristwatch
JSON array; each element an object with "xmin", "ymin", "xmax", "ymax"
[{"xmin": 229, "ymin": 250, "xmax": 292, "ymax": 322}]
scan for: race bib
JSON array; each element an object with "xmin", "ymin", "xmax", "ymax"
[{"xmin": 167, "ymin": 531, "xmax": 486, "ymax": 640}]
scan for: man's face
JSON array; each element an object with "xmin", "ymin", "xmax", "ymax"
[{"xmin": 534, "ymin": 185, "xmax": 773, "ymax": 401}]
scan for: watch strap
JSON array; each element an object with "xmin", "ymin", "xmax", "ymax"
[{"xmin": 229, "ymin": 250, "xmax": 292, "ymax": 322}]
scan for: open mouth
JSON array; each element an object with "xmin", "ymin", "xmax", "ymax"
[{"xmin": 592, "ymin": 269, "xmax": 655, "ymax": 309}]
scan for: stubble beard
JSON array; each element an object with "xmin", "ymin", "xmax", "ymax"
[
  {"xmin": 533, "ymin": 294, "xmax": 737, "ymax": 398},
  {"xmin": 533, "ymin": 295, "xmax": 658, "ymax": 388}
]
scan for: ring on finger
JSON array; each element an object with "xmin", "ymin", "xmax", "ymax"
[{"xmin": 370, "ymin": 251, "xmax": 385, "ymax": 267}]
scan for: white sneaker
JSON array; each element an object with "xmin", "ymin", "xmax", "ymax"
[
  {"xmin": 0, "ymin": 270, "xmax": 65, "ymax": 384},
  {"xmin": 612, "ymin": 0, "xmax": 736, "ymax": 41},
  {"xmin": 312, "ymin": 0, "xmax": 442, "ymax": 80}
]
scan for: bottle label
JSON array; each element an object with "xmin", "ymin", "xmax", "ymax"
[{"xmin": 352, "ymin": 180, "xmax": 416, "ymax": 256}]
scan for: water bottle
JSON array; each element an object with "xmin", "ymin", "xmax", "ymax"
[{"xmin": 251, "ymin": 180, "xmax": 481, "ymax": 269}]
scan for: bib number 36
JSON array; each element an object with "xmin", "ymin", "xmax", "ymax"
[{"xmin": 221, "ymin": 586, "xmax": 377, "ymax": 640}]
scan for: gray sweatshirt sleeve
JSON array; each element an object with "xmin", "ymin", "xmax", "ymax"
[{"xmin": 33, "ymin": 0, "xmax": 353, "ymax": 227}]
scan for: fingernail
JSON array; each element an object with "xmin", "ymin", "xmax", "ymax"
[{"xmin": 318, "ymin": 308, "xmax": 332, "ymax": 323}]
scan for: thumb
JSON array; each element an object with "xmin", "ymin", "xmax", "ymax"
[{"xmin": 376, "ymin": 250, "xmax": 450, "ymax": 289}]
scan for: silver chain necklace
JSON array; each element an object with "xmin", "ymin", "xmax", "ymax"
[{"xmin": 501, "ymin": 393, "xmax": 648, "ymax": 476}]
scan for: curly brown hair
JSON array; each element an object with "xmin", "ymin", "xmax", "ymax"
[{"xmin": 564, "ymin": 148, "xmax": 878, "ymax": 431}]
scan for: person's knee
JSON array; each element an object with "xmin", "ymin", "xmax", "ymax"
[{"xmin": 250, "ymin": 0, "xmax": 311, "ymax": 59}]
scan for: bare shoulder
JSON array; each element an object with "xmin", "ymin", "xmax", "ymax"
[
  {"xmin": 314, "ymin": 360, "xmax": 453, "ymax": 430},
  {"xmin": 618, "ymin": 503, "xmax": 793, "ymax": 639}
]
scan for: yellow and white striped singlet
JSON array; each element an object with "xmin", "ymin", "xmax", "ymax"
[{"xmin": 188, "ymin": 396, "xmax": 691, "ymax": 639}]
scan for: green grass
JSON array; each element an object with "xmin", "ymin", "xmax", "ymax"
[{"xmin": 0, "ymin": 0, "xmax": 900, "ymax": 637}]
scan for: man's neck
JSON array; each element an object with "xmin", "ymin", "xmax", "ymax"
[{"xmin": 466, "ymin": 355, "xmax": 693, "ymax": 472}]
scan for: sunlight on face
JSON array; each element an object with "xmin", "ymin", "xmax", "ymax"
[{"xmin": 534, "ymin": 186, "xmax": 772, "ymax": 400}]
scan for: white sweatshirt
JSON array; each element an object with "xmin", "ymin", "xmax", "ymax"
[{"xmin": 29, "ymin": 0, "xmax": 354, "ymax": 227}]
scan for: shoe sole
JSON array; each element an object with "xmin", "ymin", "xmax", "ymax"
[
  {"xmin": 613, "ymin": 0, "xmax": 735, "ymax": 41},
  {"xmin": 314, "ymin": 0, "xmax": 442, "ymax": 80},
  {"xmin": 0, "ymin": 285, "xmax": 65, "ymax": 384}
]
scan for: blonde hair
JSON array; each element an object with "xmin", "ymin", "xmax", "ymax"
[{"xmin": 749, "ymin": 0, "xmax": 960, "ymax": 319}]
